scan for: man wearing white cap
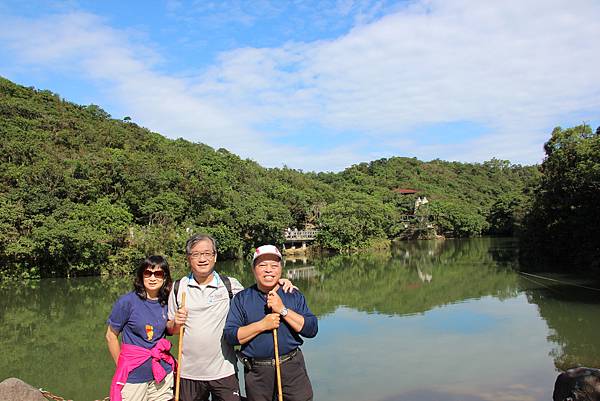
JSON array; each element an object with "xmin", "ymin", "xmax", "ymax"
[
  {"xmin": 167, "ymin": 235, "xmax": 297, "ymax": 401},
  {"xmin": 224, "ymin": 245, "xmax": 318, "ymax": 401}
]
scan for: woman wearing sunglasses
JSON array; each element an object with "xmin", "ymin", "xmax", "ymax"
[{"xmin": 106, "ymin": 255, "xmax": 176, "ymax": 401}]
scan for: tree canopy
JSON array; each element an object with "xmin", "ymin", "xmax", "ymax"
[
  {"xmin": 520, "ymin": 124, "xmax": 600, "ymax": 270},
  {"xmin": 0, "ymin": 77, "xmax": 540, "ymax": 278}
]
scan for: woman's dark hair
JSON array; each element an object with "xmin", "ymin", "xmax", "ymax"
[{"xmin": 133, "ymin": 255, "xmax": 173, "ymax": 306}]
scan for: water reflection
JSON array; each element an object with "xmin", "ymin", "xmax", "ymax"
[
  {"xmin": 520, "ymin": 273, "xmax": 600, "ymax": 370},
  {"xmin": 1, "ymin": 238, "xmax": 599, "ymax": 401},
  {"xmin": 292, "ymin": 238, "xmax": 521, "ymax": 317},
  {"xmin": 0, "ymin": 276, "xmax": 131, "ymax": 399},
  {"xmin": 308, "ymin": 299, "xmax": 555, "ymax": 401}
]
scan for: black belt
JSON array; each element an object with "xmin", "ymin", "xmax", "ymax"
[{"xmin": 250, "ymin": 348, "xmax": 299, "ymax": 367}]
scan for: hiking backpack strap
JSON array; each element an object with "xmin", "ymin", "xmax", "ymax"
[
  {"xmin": 173, "ymin": 278, "xmax": 181, "ymax": 309},
  {"xmin": 174, "ymin": 273, "xmax": 233, "ymax": 308},
  {"xmin": 173, "ymin": 273, "xmax": 192, "ymax": 309},
  {"xmin": 220, "ymin": 273, "xmax": 234, "ymax": 300}
]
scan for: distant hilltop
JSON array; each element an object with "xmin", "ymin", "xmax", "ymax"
[{"xmin": 0, "ymin": 76, "xmax": 540, "ymax": 278}]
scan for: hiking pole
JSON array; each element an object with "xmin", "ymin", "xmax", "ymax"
[
  {"xmin": 273, "ymin": 328, "xmax": 283, "ymax": 401},
  {"xmin": 174, "ymin": 293, "xmax": 186, "ymax": 401}
]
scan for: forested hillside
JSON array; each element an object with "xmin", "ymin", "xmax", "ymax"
[
  {"xmin": 520, "ymin": 124, "xmax": 600, "ymax": 270},
  {"xmin": 0, "ymin": 77, "xmax": 538, "ymax": 278}
]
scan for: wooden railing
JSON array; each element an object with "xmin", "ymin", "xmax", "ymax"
[
  {"xmin": 284, "ymin": 229, "xmax": 319, "ymax": 241},
  {"xmin": 286, "ymin": 266, "xmax": 319, "ymax": 280}
]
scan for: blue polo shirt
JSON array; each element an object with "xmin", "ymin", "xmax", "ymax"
[{"xmin": 224, "ymin": 285, "xmax": 318, "ymax": 359}]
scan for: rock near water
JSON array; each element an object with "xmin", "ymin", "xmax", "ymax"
[
  {"xmin": 553, "ymin": 367, "xmax": 600, "ymax": 401},
  {"xmin": 0, "ymin": 378, "xmax": 47, "ymax": 401}
]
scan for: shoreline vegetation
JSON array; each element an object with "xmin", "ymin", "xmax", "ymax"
[{"xmin": 1, "ymin": 77, "xmax": 599, "ymax": 280}]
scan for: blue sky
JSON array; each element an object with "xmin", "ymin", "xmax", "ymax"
[{"xmin": 1, "ymin": 0, "xmax": 599, "ymax": 171}]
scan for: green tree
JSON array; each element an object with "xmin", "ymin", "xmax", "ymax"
[
  {"xmin": 317, "ymin": 193, "xmax": 392, "ymax": 250},
  {"xmin": 520, "ymin": 124, "xmax": 600, "ymax": 270},
  {"xmin": 487, "ymin": 193, "xmax": 527, "ymax": 236},
  {"xmin": 31, "ymin": 198, "xmax": 132, "ymax": 276},
  {"xmin": 429, "ymin": 200, "xmax": 488, "ymax": 237},
  {"xmin": 0, "ymin": 76, "xmax": 540, "ymax": 278}
]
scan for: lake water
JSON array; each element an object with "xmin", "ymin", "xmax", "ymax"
[{"xmin": 1, "ymin": 238, "xmax": 599, "ymax": 401}]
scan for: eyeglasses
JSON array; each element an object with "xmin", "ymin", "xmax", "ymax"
[
  {"xmin": 143, "ymin": 269, "xmax": 165, "ymax": 279},
  {"xmin": 188, "ymin": 251, "xmax": 215, "ymax": 259}
]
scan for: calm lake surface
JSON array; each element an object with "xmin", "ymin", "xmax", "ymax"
[{"xmin": 1, "ymin": 238, "xmax": 600, "ymax": 401}]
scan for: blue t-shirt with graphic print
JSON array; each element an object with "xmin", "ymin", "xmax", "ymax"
[{"xmin": 107, "ymin": 291, "xmax": 173, "ymax": 383}]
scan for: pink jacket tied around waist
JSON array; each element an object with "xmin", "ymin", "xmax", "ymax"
[{"xmin": 110, "ymin": 338, "xmax": 176, "ymax": 401}]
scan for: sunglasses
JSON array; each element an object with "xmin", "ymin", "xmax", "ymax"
[{"xmin": 143, "ymin": 269, "xmax": 165, "ymax": 279}]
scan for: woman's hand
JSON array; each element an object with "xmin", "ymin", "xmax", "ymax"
[{"xmin": 278, "ymin": 278, "xmax": 298, "ymax": 293}]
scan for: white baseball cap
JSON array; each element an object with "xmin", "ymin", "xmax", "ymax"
[{"xmin": 252, "ymin": 245, "xmax": 282, "ymax": 265}]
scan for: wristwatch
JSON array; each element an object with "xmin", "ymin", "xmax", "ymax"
[{"xmin": 280, "ymin": 307, "xmax": 288, "ymax": 317}]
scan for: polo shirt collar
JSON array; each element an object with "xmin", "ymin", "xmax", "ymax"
[{"xmin": 187, "ymin": 271, "xmax": 220, "ymax": 288}]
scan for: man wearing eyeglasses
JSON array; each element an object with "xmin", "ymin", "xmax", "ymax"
[{"xmin": 167, "ymin": 234, "xmax": 296, "ymax": 401}]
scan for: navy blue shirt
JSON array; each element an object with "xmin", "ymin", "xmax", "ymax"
[
  {"xmin": 107, "ymin": 292, "xmax": 173, "ymax": 383},
  {"xmin": 224, "ymin": 285, "xmax": 318, "ymax": 358}
]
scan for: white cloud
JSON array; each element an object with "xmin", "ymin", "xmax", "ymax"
[
  {"xmin": 0, "ymin": 12, "xmax": 258, "ymax": 149},
  {"xmin": 191, "ymin": 0, "xmax": 600, "ymax": 166},
  {"xmin": 1, "ymin": 0, "xmax": 600, "ymax": 171}
]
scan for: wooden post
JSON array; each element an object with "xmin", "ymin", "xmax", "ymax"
[
  {"xmin": 174, "ymin": 293, "xmax": 186, "ymax": 401},
  {"xmin": 273, "ymin": 328, "xmax": 283, "ymax": 401}
]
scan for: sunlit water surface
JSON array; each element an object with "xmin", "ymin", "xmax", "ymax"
[{"xmin": 1, "ymin": 238, "xmax": 599, "ymax": 401}]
